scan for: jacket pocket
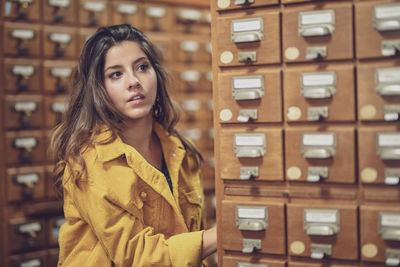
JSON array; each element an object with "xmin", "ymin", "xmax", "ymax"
[
  {"xmin": 179, "ymin": 189, "xmax": 203, "ymax": 231},
  {"xmin": 135, "ymin": 180, "xmax": 163, "ymax": 233}
]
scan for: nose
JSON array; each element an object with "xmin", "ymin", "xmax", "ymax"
[{"xmin": 127, "ymin": 70, "xmax": 140, "ymax": 89}]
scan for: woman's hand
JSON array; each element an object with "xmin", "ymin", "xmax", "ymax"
[{"xmin": 201, "ymin": 227, "xmax": 217, "ymax": 259}]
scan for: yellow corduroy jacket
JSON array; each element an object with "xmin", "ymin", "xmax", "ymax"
[{"xmin": 57, "ymin": 123, "xmax": 207, "ymax": 267}]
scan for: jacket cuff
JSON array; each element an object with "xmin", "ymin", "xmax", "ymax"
[{"xmin": 167, "ymin": 230, "xmax": 204, "ymax": 267}]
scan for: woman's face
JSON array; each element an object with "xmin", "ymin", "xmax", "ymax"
[{"xmin": 103, "ymin": 40, "xmax": 158, "ymax": 122}]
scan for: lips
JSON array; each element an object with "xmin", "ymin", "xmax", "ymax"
[{"xmin": 128, "ymin": 94, "xmax": 144, "ymax": 102}]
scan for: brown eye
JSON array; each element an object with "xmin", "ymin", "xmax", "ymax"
[
  {"xmin": 109, "ymin": 71, "xmax": 122, "ymax": 79},
  {"xmin": 138, "ymin": 63, "xmax": 149, "ymax": 72}
]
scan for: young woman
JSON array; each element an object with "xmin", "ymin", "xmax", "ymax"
[{"xmin": 49, "ymin": 24, "xmax": 216, "ymax": 267}]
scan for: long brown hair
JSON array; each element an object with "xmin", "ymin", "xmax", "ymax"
[{"xmin": 48, "ymin": 24, "xmax": 203, "ymax": 195}]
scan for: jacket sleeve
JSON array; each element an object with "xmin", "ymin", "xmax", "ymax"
[{"xmin": 63, "ymin": 168, "xmax": 204, "ymax": 267}]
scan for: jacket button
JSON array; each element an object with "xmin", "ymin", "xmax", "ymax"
[{"xmin": 140, "ymin": 192, "xmax": 147, "ymax": 199}]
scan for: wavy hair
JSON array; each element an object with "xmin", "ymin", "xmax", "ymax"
[{"xmin": 48, "ymin": 24, "xmax": 203, "ymax": 196}]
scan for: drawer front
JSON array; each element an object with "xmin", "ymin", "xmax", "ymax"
[
  {"xmin": 77, "ymin": 27, "xmax": 97, "ymax": 53},
  {"xmin": 357, "ymin": 61, "xmax": 400, "ymax": 122},
  {"xmin": 285, "ymin": 127, "xmax": 356, "ymax": 184},
  {"xmin": 223, "ymin": 255, "xmax": 286, "ymax": 267},
  {"xmin": 43, "ymin": 26, "xmax": 77, "ymax": 59},
  {"xmin": 284, "ymin": 64, "xmax": 355, "ymax": 122},
  {"xmin": 216, "ymin": 0, "xmax": 279, "ymax": 11},
  {"xmin": 221, "ymin": 200, "xmax": 286, "ymax": 255},
  {"xmin": 175, "ymin": 94, "xmax": 213, "ymax": 123},
  {"xmin": 358, "ymin": 126, "xmax": 400, "ymax": 185},
  {"xmin": 219, "ymin": 127, "xmax": 284, "ymax": 181},
  {"xmin": 216, "ymin": 10, "xmax": 280, "ymax": 67},
  {"xmin": 288, "ymin": 262, "xmax": 359, "ymax": 267},
  {"xmin": 3, "ymin": 22, "xmax": 41, "ymax": 57},
  {"xmin": 6, "ymin": 166, "xmax": 46, "ymax": 202},
  {"xmin": 3, "ymin": 0, "xmax": 41, "ymax": 21},
  {"xmin": 5, "ymin": 130, "xmax": 45, "ymax": 165},
  {"xmin": 112, "ymin": 1, "xmax": 142, "ymax": 27},
  {"xmin": 43, "ymin": 60, "xmax": 75, "ymax": 94},
  {"xmin": 4, "ymin": 58, "xmax": 41, "ymax": 93},
  {"xmin": 171, "ymin": 65, "xmax": 211, "ymax": 93},
  {"xmin": 9, "ymin": 251, "xmax": 48, "ymax": 267},
  {"xmin": 356, "ymin": 0, "xmax": 400, "ymax": 59},
  {"xmin": 43, "ymin": 0, "xmax": 77, "ymax": 24},
  {"xmin": 4, "ymin": 95, "xmax": 44, "ymax": 130},
  {"xmin": 46, "ymin": 165, "xmax": 58, "ymax": 199},
  {"xmin": 146, "ymin": 32, "xmax": 173, "ymax": 64},
  {"xmin": 177, "ymin": 123, "xmax": 214, "ymax": 151},
  {"xmin": 283, "ymin": 3, "xmax": 353, "ymax": 63},
  {"xmin": 48, "ymin": 216, "xmax": 66, "ymax": 247},
  {"xmin": 360, "ymin": 205, "xmax": 400, "ymax": 264},
  {"xmin": 201, "ymin": 150, "xmax": 215, "ymax": 191},
  {"xmin": 174, "ymin": 38, "xmax": 212, "ymax": 64},
  {"xmin": 142, "ymin": 4, "xmax": 173, "ymax": 33},
  {"xmin": 9, "ymin": 218, "xmax": 47, "ymax": 253},
  {"xmin": 79, "ymin": 0, "xmax": 110, "ymax": 27},
  {"xmin": 44, "ymin": 96, "xmax": 69, "ymax": 127},
  {"xmin": 217, "ymin": 68, "xmax": 282, "ymax": 124},
  {"xmin": 174, "ymin": 8, "xmax": 211, "ymax": 35},
  {"xmin": 287, "ymin": 203, "xmax": 358, "ymax": 260}
]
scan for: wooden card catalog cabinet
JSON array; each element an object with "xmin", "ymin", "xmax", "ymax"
[
  {"xmin": 3, "ymin": 22, "xmax": 41, "ymax": 57},
  {"xmin": 43, "ymin": 60, "xmax": 75, "ymax": 94},
  {"xmin": 112, "ymin": 1, "xmax": 141, "ymax": 27},
  {"xmin": 43, "ymin": 0, "xmax": 76, "ymax": 24},
  {"xmin": 4, "ymin": 58, "xmax": 41, "ymax": 93},
  {"xmin": 221, "ymin": 200, "xmax": 285, "ymax": 255},
  {"xmin": 287, "ymin": 204, "xmax": 358, "ymax": 260},
  {"xmin": 79, "ymin": 0, "xmax": 109, "ymax": 27},
  {"xmin": 356, "ymin": 1, "xmax": 400, "ymax": 59},
  {"xmin": 285, "ymin": 127, "xmax": 356, "ymax": 183},
  {"xmin": 3, "ymin": 0, "xmax": 41, "ymax": 21},
  {"xmin": 216, "ymin": 0, "xmax": 279, "ymax": 11},
  {"xmin": 357, "ymin": 61, "xmax": 400, "ymax": 122},
  {"xmin": 284, "ymin": 64, "xmax": 355, "ymax": 122},
  {"xmin": 4, "ymin": 95, "xmax": 44, "ymax": 130},
  {"xmin": 219, "ymin": 127, "xmax": 283, "ymax": 181},
  {"xmin": 359, "ymin": 126, "xmax": 400, "ymax": 185},
  {"xmin": 216, "ymin": 9, "xmax": 280, "ymax": 67},
  {"xmin": 283, "ymin": 4, "xmax": 353, "ymax": 62},
  {"xmin": 9, "ymin": 218, "xmax": 47, "ymax": 252},
  {"xmin": 217, "ymin": 69, "xmax": 282, "ymax": 123},
  {"xmin": 43, "ymin": 26, "xmax": 77, "ymax": 59},
  {"xmin": 6, "ymin": 166, "xmax": 46, "ymax": 202},
  {"xmin": 361, "ymin": 205, "xmax": 400, "ymax": 265}
]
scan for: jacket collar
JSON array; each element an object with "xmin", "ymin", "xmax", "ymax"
[{"xmin": 94, "ymin": 122, "xmax": 185, "ymax": 163}]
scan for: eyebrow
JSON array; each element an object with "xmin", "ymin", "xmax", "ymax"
[{"xmin": 104, "ymin": 56, "xmax": 148, "ymax": 72}]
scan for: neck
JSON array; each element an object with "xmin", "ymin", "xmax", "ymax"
[{"xmin": 120, "ymin": 115, "xmax": 154, "ymax": 154}]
